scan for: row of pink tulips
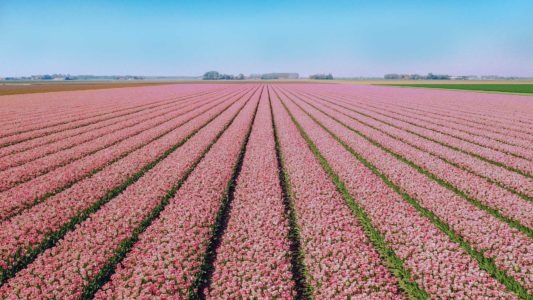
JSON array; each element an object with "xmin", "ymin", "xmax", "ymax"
[
  {"xmin": 93, "ymin": 90, "xmax": 260, "ymax": 299},
  {"xmin": 329, "ymin": 92, "xmax": 533, "ymax": 175},
  {"xmin": 270, "ymin": 88, "xmax": 404, "ymax": 299},
  {"xmin": 275, "ymin": 87, "xmax": 517, "ymax": 298},
  {"xmin": 324, "ymin": 84, "xmax": 533, "ymax": 127},
  {"xmin": 0, "ymin": 91, "xmax": 236, "ymax": 192},
  {"xmin": 0, "ymin": 86, "xmax": 175, "ymax": 126},
  {"xmin": 0, "ymin": 84, "xmax": 222, "ymax": 137},
  {"xmin": 0, "ymin": 90, "xmax": 250, "ymax": 277},
  {"xmin": 329, "ymin": 93, "xmax": 533, "ymax": 159},
  {"xmin": 0, "ymin": 87, "xmax": 258, "ymax": 299},
  {"xmin": 289, "ymin": 92, "xmax": 532, "ymax": 293},
  {"xmin": 205, "ymin": 90, "xmax": 296, "ymax": 299},
  {"xmin": 290, "ymin": 88, "xmax": 532, "ymax": 197},
  {"xmin": 0, "ymin": 90, "xmax": 244, "ymax": 223},
  {"xmin": 292, "ymin": 90, "xmax": 533, "ymax": 223},
  {"xmin": 348, "ymin": 102, "xmax": 533, "ymax": 196},
  {"xmin": 0, "ymin": 95, "xmax": 146, "ymax": 133},
  {"xmin": 353, "ymin": 86, "xmax": 533, "ymax": 136},
  {"xmin": 359, "ymin": 98, "xmax": 533, "ymax": 150},
  {"xmin": 296, "ymin": 84, "xmax": 533, "ymax": 140},
  {"xmin": 0, "ymin": 87, "xmax": 222, "ymax": 158},
  {"xmin": 0, "ymin": 94, "xmax": 218, "ymax": 170},
  {"xmin": 295, "ymin": 86, "xmax": 533, "ymax": 151}
]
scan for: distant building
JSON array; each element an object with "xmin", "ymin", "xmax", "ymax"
[
  {"xmin": 384, "ymin": 73, "xmax": 450, "ymax": 80},
  {"xmin": 248, "ymin": 74, "xmax": 262, "ymax": 80},
  {"xmin": 309, "ymin": 73, "xmax": 333, "ymax": 80},
  {"xmin": 260, "ymin": 73, "xmax": 299, "ymax": 80}
]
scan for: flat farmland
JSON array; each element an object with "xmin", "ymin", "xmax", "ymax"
[
  {"xmin": 0, "ymin": 83, "xmax": 531, "ymax": 299},
  {"xmin": 382, "ymin": 83, "xmax": 533, "ymax": 94}
]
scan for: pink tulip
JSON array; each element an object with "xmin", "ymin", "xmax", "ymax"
[{"xmin": 0, "ymin": 83, "xmax": 530, "ymax": 299}]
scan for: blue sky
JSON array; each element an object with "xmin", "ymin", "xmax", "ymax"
[{"xmin": 1, "ymin": 0, "xmax": 532, "ymax": 77}]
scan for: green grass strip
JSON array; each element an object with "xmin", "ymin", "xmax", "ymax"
[
  {"xmin": 379, "ymin": 83, "xmax": 533, "ymax": 94},
  {"xmin": 273, "ymin": 88, "xmax": 428, "ymax": 300},
  {"xmin": 280, "ymin": 91, "xmax": 531, "ymax": 299}
]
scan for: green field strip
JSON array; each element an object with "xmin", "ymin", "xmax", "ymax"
[{"xmin": 380, "ymin": 84, "xmax": 533, "ymax": 94}]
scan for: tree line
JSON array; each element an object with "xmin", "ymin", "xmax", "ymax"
[{"xmin": 202, "ymin": 71, "xmax": 333, "ymax": 80}]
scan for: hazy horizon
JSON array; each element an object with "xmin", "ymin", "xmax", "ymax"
[{"xmin": 1, "ymin": 0, "xmax": 532, "ymax": 78}]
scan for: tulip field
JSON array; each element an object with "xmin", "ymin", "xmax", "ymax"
[{"xmin": 0, "ymin": 83, "xmax": 531, "ymax": 299}]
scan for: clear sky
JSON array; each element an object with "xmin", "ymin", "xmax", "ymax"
[{"xmin": 1, "ymin": 0, "xmax": 532, "ymax": 77}]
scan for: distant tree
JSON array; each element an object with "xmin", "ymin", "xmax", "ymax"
[
  {"xmin": 426, "ymin": 73, "xmax": 450, "ymax": 80},
  {"xmin": 218, "ymin": 74, "xmax": 235, "ymax": 80},
  {"xmin": 203, "ymin": 71, "xmax": 220, "ymax": 80},
  {"xmin": 203, "ymin": 71, "xmax": 250, "ymax": 80}
]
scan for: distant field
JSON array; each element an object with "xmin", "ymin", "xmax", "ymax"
[
  {"xmin": 333, "ymin": 79, "xmax": 533, "ymax": 85},
  {"xmin": 381, "ymin": 83, "xmax": 533, "ymax": 94},
  {"xmin": 4, "ymin": 80, "xmax": 533, "ymax": 96}
]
